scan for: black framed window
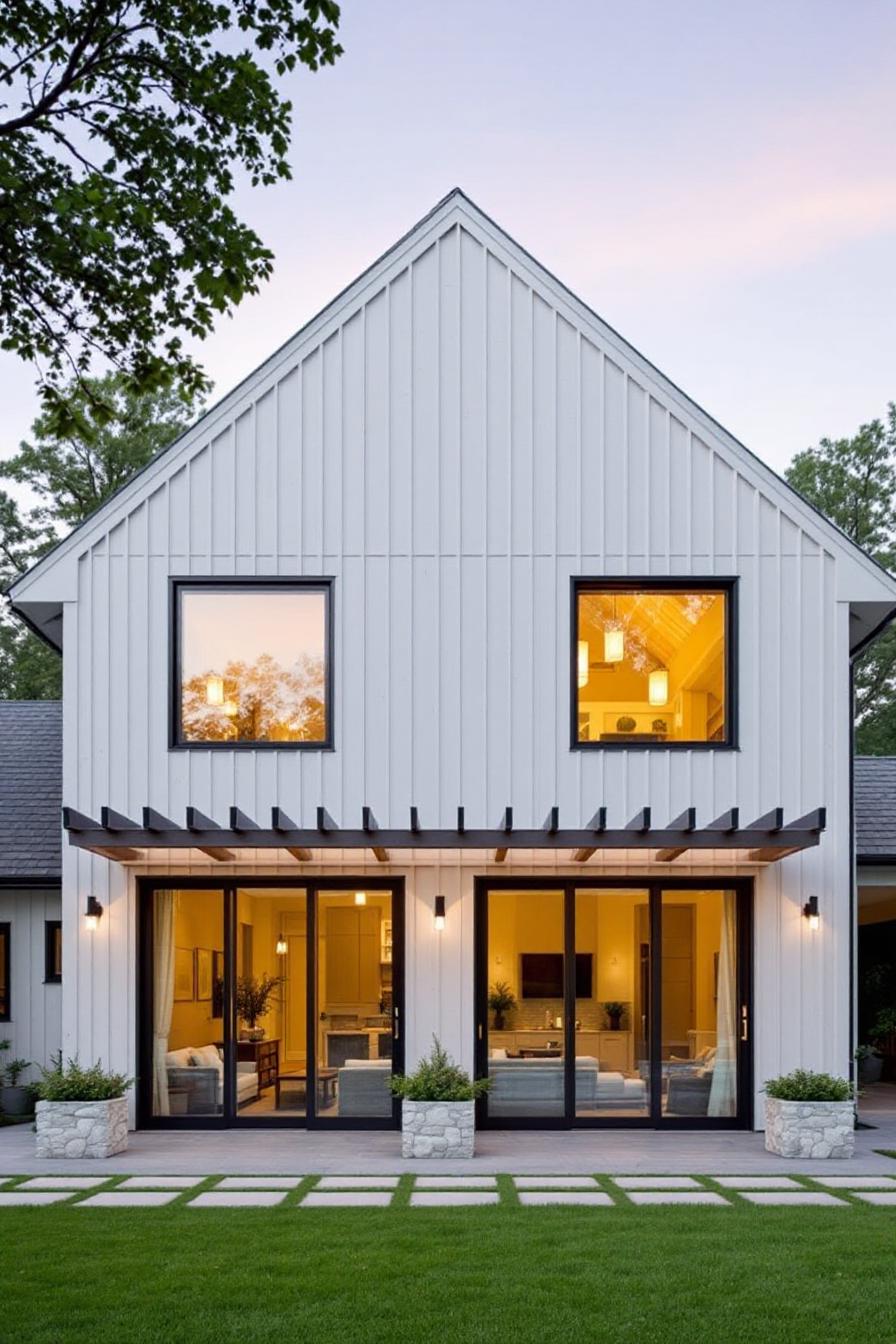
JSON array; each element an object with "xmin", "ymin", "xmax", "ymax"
[
  {"xmin": 171, "ymin": 578, "xmax": 333, "ymax": 749},
  {"xmin": 44, "ymin": 920, "xmax": 62, "ymax": 983},
  {"xmin": 572, "ymin": 578, "xmax": 736, "ymax": 749},
  {"xmin": 0, "ymin": 923, "xmax": 9, "ymax": 1020}
]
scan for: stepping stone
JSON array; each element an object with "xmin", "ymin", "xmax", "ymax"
[
  {"xmin": 415, "ymin": 1176, "xmax": 498, "ymax": 1189},
  {"xmin": 189, "ymin": 1192, "xmax": 287, "ymax": 1208},
  {"xmin": 78, "ymin": 1192, "xmax": 180, "ymax": 1208},
  {"xmin": 0, "ymin": 1192, "xmax": 74, "ymax": 1206},
  {"xmin": 117, "ymin": 1177, "xmax": 205, "ymax": 1190},
  {"xmin": 739, "ymin": 1192, "xmax": 846, "ymax": 1207},
  {"xmin": 316, "ymin": 1176, "xmax": 400, "ymax": 1189},
  {"xmin": 19, "ymin": 1176, "xmax": 107, "ymax": 1190},
  {"xmin": 301, "ymin": 1192, "xmax": 393, "ymax": 1208},
  {"xmin": 626, "ymin": 1192, "xmax": 730, "ymax": 1206},
  {"xmin": 815, "ymin": 1177, "xmax": 896, "ymax": 1189},
  {"xmin": 410, "ymin": 1192, "xmax": 500, "ymax": 1207},
  {"xmin": 518, "ymin": 1192, "xmax": 614, "ymax": 1206},
  {"xmin": 712, "ymin": 1177, "xmax": 802, "ymax": 1190},
  {"xmin": 615, "ymin": 1177, "xmax": 701, "ymax": 1190},
  {"xmin": 216, "ymin": 1177, "xmax": 304, "ymax": 1190},
  {"xmin": 851, "ymin": 1193, "xmax": 896, "ymax": 1206},
  {"xmin": 514, "ymin": 1177, "xmax": 599, "ymax": 1189}
]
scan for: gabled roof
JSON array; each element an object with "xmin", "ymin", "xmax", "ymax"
[
  {"xmin": 0, "ymin": 700, "xmax": 62, "ymax": 882},
  {"xmin": 855, "ymin": 757, "xmax": 896, "ymax": 862},
  {"xmin": 9, "ymin": 187, "xmax": 896, "ymax": 651}
]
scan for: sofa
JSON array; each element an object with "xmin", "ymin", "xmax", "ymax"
[
  {"xmin": 164, "ymin": 1044, "xmax": 259, "ymax": 1115},
  {"xmin": 488, "ymin": 1054, "xmax": 646, "ymax": 1116},
  {"xmin": 336, "ymin": 1058, "xmax": 393, "ymax": 1118}
]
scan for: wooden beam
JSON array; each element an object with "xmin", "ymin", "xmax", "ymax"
[
  {"xmin": 747, "ymin": 846, "xmax": 802, "ymax": 863},
  {"xmin": 197, "ymin": 846, "xmax": 237, "ymax": 862},
  {"xmin": 371, "ymin": 847, "xmax": 390, "ymax": 863},
  {"xmin": 86, "ymin": 845, "xmax": 142, "ymax": 862},
  {"xmin": 494, "ymin": 847, "xmax": 508, "ymax": 863},
  {"xmin": 572, "ymin": 848, "xmax": 594, "ymax": 862},
  {"xmin": 284, "ymin": 847, "xmax": 312, "ymax": 862},
  {"xmin": 655, "ymin": 847, "xmax": 687, "ymax": 862}
]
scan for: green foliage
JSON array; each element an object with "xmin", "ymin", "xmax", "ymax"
[
  {"xmin": 785, "ymin": 405, "xmax": 896, "ymax": 753},
  {"xmin": 854, "ymin": 1044, "xmax": 881, "ymax": 1061},
  {"xmin": 1, "ymin": 372, "xmax": 201, "ymax": 699},
  {"xmin": 602, "ymin": 1001, "xmax": 626, "ymax": 1025},
  {"xmin": 235, "ymin": 973, "xmax": 283, "ymax": 1027},
  {"xmin": 487, "ymin": 981, "xmax": 517, "ymax": 1014},
  {"xmin": 763, "ymin": 1069, "xmax": 853, "ymax": 1102},
  {"xmin": 0, "ymin": 0, "xmax": 343, "ymax": 421},
  {"xmin": 870, "ymin": 1007, "xmax": 896, "ymax": 1041},
  {"xmin": 36, "ymin": 1056, "xmax": 130, "ymax": 1101},
  {"xmin": 390, "ymin": 1037, "xmax": 491, "ymax": 1102},
  {"xmin": 2, "ymin": 1058, "xmax": 31, "ymax": 1087}
]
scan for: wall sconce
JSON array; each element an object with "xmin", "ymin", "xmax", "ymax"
[
  {"xmin": 803, "ymin": 895, "xmax": 820, "ymax": 931},
  {"xmin": 434, "ymin": 894, "xmax": 446, "ymax": 932},
  {"xmin": 85, "ymin": 895, "xmax": 103, "ymax": 931},
  {"xmin": 354, "ymin": 891, "xmax": 367, "ymax": 906},
  {"xmin": 275, "ymin": 932, "xmax": 288, "ymax": 956}
]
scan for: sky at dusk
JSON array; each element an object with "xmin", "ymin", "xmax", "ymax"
[{"xmin": 3, "ymin": 0, "xmax": 895, "ymax": 475}]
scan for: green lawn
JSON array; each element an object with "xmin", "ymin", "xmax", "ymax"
[{"xmin": 1, "ymin": 1188, "xmax": 893, "ymax": 1344}]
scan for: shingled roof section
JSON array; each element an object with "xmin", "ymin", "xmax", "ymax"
[
  {"xmin": 855, "ymin": 756, "xmax": 896, "ymax": 862},
  {"xmin": 0, "ymin": 700, "xmax": 62, "ymax": 882}
]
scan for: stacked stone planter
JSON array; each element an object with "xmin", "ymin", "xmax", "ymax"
[
  {"xmin": 401, "ymin": 1100, "xmax": 475, "ymax": 1159},
  {"xmin": 764, "ymin": 1097, "xmax": 855, "ymax": 1159},
  {"xmin": 35, "ymin": 1097, "xmax": 129, "ymax": 1159}
]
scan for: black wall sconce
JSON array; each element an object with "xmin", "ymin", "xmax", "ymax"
[
  {"xmin": 85, "ymin": 894, "xmax": 103, "ymax": 931},
  {"xmin": 803, "ymin": 894, "xmax": 819, "ymax": 931},
  {"xmin": 434, "ymin": 894, "xmax": 446, "ymax": 932}
]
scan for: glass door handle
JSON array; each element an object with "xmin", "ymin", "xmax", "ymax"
[
  {"xmin": 740, "ymin": 1005, "xmax": 749, "ymax": 1042},
  {"xmin": 393, "ymin": 1007, "xmax": 400, "ymax": 1042}
]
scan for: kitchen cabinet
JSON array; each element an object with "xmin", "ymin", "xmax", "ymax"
[{"xmin": 325, "ymin": 906, "xmax": 380, "ymax": 1005}]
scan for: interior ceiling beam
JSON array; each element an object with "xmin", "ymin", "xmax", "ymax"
[
  {"xmin": 85, "ymin": 844, "xmax": 142, "ymax": 862},
  {"xmin": 494, "ymin": 848, "xmax": 508, "ymax": 863}
]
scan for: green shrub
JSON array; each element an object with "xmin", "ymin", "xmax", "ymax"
[
  {"xmin": 391, "ymin": 1037, "xmax": 490, "ymax": 1102},
  {"xmin": 870, "ymin": 1007, "xmax": 896, "ymax": 1041},
  {"xmin": 764, "ymin": 1069, "xmax": 853, "ymax": 1102},
  {"xmin": 35, "ymin": 1056, "xmax": 131, "ymax": 1102}
]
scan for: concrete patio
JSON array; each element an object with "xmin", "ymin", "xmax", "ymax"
[{"xmin": 1, "ymin": 1086, "xmax": 894, "ymax": 1176}]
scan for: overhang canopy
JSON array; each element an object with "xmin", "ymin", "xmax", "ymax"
[{"xmin": 63, "ymin": 803, "xmax": 826, "ymax": 866}]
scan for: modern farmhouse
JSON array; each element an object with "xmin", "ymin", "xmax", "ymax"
[{"xmin": 7, "ymin": 190, "xmax": 896, "ymax": 1135}]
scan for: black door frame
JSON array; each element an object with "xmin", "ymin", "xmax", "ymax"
[
  {"xmin": 474, "ymin": 876, "xmax": 753, "ymax": 1131},
  {"xmin": 137, "ymin": 875, "xmax": 404, "ymax": 1131}
]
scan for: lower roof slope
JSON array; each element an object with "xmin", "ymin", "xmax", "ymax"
[
  {"xmin": 855, "ymin": 756, "xmax": 896, "ymax": 862},
  {"xmin": 0, "ymin": 700, "xmax": 62, "ymax": 882}
]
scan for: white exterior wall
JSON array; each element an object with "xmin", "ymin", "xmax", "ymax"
[
  {"xmin": 0, "ymin": 889, "xmax": 62, "ymax": 1079},
  {"xmin": 24, "ymin": 194, "xmax": 890, "ymax": 1127}
]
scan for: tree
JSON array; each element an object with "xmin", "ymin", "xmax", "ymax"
[
  {"xmin": 0, "ymin": 0, "xmax": 342, "ymax": 428},
  {"xmin": 0, "ymin": 371, "xmax": 202, "ymax": 698},
  {"xmin": 785, "ymin": 404, "xmax": 896, "ymax": 754}
]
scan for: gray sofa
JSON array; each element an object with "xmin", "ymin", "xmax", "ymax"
[
  {"xmin": 488, "ymin": 1055, "xmax": 646, "ymax": 1116},
  {"xmin": 336, "ymin": 1059, "xmax": 393, "ymax": 1118}
]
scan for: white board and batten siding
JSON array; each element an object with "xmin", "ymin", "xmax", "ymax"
[
  {"xmin": 13, "ymin": 191, "xmax": 896, "ymax": 1123},
  {"xmin": 0, "ymin": 889, "xmax": 62, "ymax": 1077}
]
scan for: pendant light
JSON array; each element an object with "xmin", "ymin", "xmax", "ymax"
[
  {"xmin": 205, "ymin": 674, "xmax": 225, "ymax": 706},
  {"xmin": 355, "ymin": 891, "xmax": 367, "ymax": 906},
  {"xmin": 577, "ymin": 640, "xmax": 589, "ymax": 689},
  {"xmin": 604, "ymin": 596, "xmax": 624, "ymax": 663},
  {"xmin": 648, "ymin": 668, "xmax": 669, "ymax": 706},
  {"xmin": 275, "ymin": 932, "xmax": 288, "ymax": 956}
]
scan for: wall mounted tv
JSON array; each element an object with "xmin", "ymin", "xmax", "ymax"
[{"xmin": 520, "ymin": 953, "xmax": 593, "ymax": 999}]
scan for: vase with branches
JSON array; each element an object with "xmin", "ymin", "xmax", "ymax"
[
  {"xmin": 235, "ymin": 974, "xmax": 283, "ymax": 1041},
  {"xmin": 487, "ymin": 981, "xmax": 517, "ymax": 1031}
]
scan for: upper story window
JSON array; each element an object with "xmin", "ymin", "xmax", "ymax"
[
  {"xmin": 572, "ymin": 579, "xmax": 735, "ymax": 749},
  {"xmin": 172, "ymin": 579, "xmax": 332, "ymax": 748},
  {"xmin": 45, "ymin": 920, "xmax": 62, "ymax": 983}
]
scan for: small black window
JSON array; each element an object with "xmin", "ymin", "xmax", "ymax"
[
  {"xmin": 0, "ymin": 923, "xmax": 9, "ymax": 1020},
  {"xmin": 45, "ymin": 920, "xmax": 62, "ymax": 984}
]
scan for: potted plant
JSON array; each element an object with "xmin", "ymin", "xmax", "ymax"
[
  {"xmin": 855, "ymin": 1043, "xmax": 883, "ymax": 1085},
  {"xmin": 391, "ymin": 1037, "xmax": 490, "ymax": 1158},
  {"xmin": 870, "ymin": 1006, "xmax": 896, "ymax": 1055},
  {"xmin": 235, "ymin": 973, "xmax": 283, "ymax": 1041},
  {"xmin": 602, "ymin": 1001, "xmax": 626, "ymax": 1031},
  {"xmin": 0, "ymin": 1056, "xmax": 34, "ymax": 1117},
  {"xmin": 487, "ymin": 981, "xmax": 516, "ymax": 1031},
  {"xmin": 34, "ymin": 1056, "xmax": 131, "ymax": 1159},
  {"xmin": 763, "ymin": 1069, "xmax": 855, "ymax": 1159}
]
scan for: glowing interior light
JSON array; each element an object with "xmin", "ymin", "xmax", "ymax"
[
  {"xmin": 648, "ymin": 668, "xmax": 669, "ymax": 706},
  {"xmin": 355, "ymin": 891, "xmax": 367, "ymax": 906},
  {"xmin": 604, "ymin": 628, "xmax": 624, "ymax": 663},
  {"xmin": 577, "ymin": 640, "xmax": 589, "ymax": 689},
  {"xmin": 205, "ymin": 674, "xmax": 225, "ymax": 706}
]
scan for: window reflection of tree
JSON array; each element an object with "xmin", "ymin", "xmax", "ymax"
[{"xmin": 182, "ymin": 652, "xmax": 326, "ymax": 741}]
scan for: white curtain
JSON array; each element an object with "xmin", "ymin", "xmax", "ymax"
[
  {"xmin": 708, "ymin": 891, "xmax": 737, "ymax": 1117},
  {"xmin": 152, "ymin": 892, "xmax": 176, "ymax": 1117}
]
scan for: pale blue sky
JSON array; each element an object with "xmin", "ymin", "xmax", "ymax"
[{"xmin": 3, "ymin": 0, "xmax": 895, "ymax": 472}]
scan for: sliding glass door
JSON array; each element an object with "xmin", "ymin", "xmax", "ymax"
[
  {"xmin": 475, "ymin": 879, "xmax": 751, "ymax": 1129},
  {"xmin": 139, "ymin": 878, "xmax": 403, "ymax": 1129}
]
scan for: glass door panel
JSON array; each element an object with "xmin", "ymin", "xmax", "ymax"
[
  {"xmin": 315, "ymin": 890, "xmax": 395, "ymax": 1120},
  {"xmin": 485, "ymin": 889, "xmax": 566, "ymax": 1120},
  {"xmin": 574, "ymin": 889, "xmax": 650, "ymax": 1118},
  {"xmin": 150, "ymin": 888, "xmax": 225, "ymax": 1119},
  {"xmin": 660, "ymin": 889, "xmax": 738, "ymax": 1118},
  {"xmin": 233, "ymin": 889, "xmax": 307, "ymax": 1120}
]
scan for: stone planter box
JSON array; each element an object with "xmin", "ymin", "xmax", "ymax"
[
  {"xmin": 35, "ymin": 1097, "xmax": 129, "ymax": 1159},
  {"xmin": 401, "ymin": 1099, "xmax": 475, "ymax": 1159},
  {"xmin": 764, "ymin": 1097, "xmax": 855, "ymax": 1159}
]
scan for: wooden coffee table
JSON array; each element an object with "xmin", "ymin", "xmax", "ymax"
[{"xmin": 275, "ymin": 1067, "xmax": 338, "ymax": 1110}]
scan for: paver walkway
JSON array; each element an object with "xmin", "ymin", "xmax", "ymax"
[{"xmin": 0, "ymin": 1172, "xmax": 894, "ymax": 1209}]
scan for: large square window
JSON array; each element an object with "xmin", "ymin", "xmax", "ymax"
[
  {"xmin": 173, "ymin": 580, "xmax": 332, "ymax": 747},
  {"xmin": 573, "ymin": 581, "xmax": 734, "ymax": 748}
]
